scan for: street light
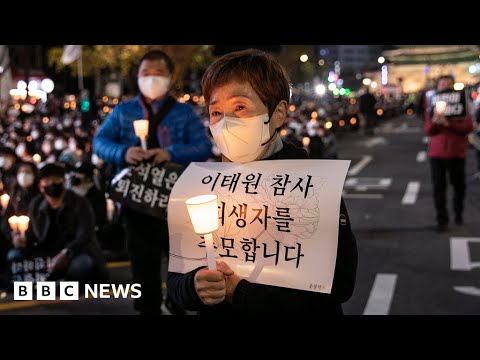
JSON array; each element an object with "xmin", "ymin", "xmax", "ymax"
[
  {"xmin": 378, "ymin": 56, "xmax": 385, "ymax": 64},
  {"xmin": 40, "ymin": 78, "xmax": 55, "ymax": 93},
  {"xmin": 315, "ymin": 84, "xmax": 326, "ymax": 96},
  {"xmin": 300, "ymin": 54, "xmax": 308, "ymax": 63}
]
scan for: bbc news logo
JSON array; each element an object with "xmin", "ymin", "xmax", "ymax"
[{"xmin": 14, "ymin": 282, "xmax": 142, "ymax": 300}]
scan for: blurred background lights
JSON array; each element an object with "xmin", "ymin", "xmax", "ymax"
[{"xmin": 40, "ymin": 78, "xmax": 54, "ymax": 93}]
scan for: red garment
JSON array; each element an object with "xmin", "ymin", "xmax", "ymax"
[{"xmin": 424, "ymin": 110, "xmax": 473, "ymax": 159}]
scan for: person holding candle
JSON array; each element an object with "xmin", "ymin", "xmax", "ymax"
[
  {"xmin": 3, "ymin": 161, "xmax": 39, "ymax": 216},
  {"xmin": 6, "ymin": 163, "xmax": 107, "ymax": 283},
  {"xmin": 93, "ymin": 50, "xmax": 211, "ymax": 315},
  {"xmin": 167, "ymin": 48, "xmax": 358, "ymax": 315},
  {"xmin": 425, "ymin": 75, "xmax": 474, "ymax": 232},
  {"xmin": 1, "ymin": 161, "xmax": 40, "ymax": 266}
]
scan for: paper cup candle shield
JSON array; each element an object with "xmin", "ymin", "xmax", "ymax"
[
  {"xmin": 185, "ymin": 194, "xmax": 219, "ymax": 270},
  {"xmin": 133, "ymin": 119, "xmax": 149, "ymax": 150}
]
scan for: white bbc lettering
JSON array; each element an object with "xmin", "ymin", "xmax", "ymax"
[
  {"xmin": 14, "ymin": 282, "xmax": 33, "ymax": 300},
  {"xmin": 84, "ymin": 284, "xmax": 97, "ymax": 298},
  {"xmin": 130, "ymin": 284, "xmax": 142, "ymax": 299},
  {"xmin": 60, "ymin": 282, "xmax": 79, "ymax": 300},
  {"xmin": 111, "ymin": 284, "xmax": 130, "ymax": 298},
  {"xmin": 100, "ymin": 284, "xmax": 110, "ymax": 298},
  {"xmin": 13, "ymin": 282, "xmax": 141, "ymax": 300},
  {"xmin": 36, "ymin": 281, "xmax": 56, "ymax": 300}
]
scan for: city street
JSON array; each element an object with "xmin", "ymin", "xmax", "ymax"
[
  {"xmin": 341, "ymin": 115, "xmax": 480, "ymax": 315},
  {"xmin": 1, "ymin": 114, "xmax": 479, "ymax": 315}
]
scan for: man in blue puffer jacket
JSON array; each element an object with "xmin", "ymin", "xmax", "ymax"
[{"xmin": 93, "ymin": 49, "xmax": 212, "ymax": 315}]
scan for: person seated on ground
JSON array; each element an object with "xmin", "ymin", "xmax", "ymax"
[
  {"xmin": 0, "ymin": 146, "xmax": 19, "ymax": 194},
  {"xmin": 7, "ymin": 162, "xmax": 107, "ymax": 284},
  {"xmin": 0, "ymin": 161, "xmax": 40, "ymax": 263},
  {"xmin": 4, "ymin": 161, "xmax": 40, "ymax": 216},
  {"xmin": 67, "ymin": 162, "xmax": 107, "ymax": 244}
]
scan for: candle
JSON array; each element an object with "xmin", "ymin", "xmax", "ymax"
[
  {"xmin": 17, "ymin": 215, "xmax": 30, "ymax": 236},
  {"xmin": 133, "ymin": 119, "xmax": 149, "ymax": 150},
  {"xmin": 8, "ymin": 215, "xmax": 18, "ymax": 232},
  {"xmin": 106, "ymin": 198, "xmax": 115, "ymax": 222},
  {"xmin": 302, "ymin": 136, "xmax": 311, "ymax": 147},
  {"xmin": 435, "ymin": 101, "xmax": 447, "ymax": 115},
  {"xmin": 1, "ymin": 193, "xmax": 9, "ymax": 210},
  {"xmin": 32, "ymin": 154, "xmax": 41, "ymax": 163},
  {"xmin": 185, "ymin": 194, "xmax": 219, "ymax": 270}
]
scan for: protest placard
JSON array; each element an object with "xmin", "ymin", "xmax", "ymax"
[{"xmin": 168, "ymin": 159, "xmax": 350, "ymax": 293}]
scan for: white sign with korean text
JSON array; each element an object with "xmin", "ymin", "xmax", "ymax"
[{"xmin": 168, "ymin": 159, "xmax": 350, "ymax": 293}]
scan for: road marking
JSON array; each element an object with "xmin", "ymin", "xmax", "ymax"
[
  {"xmin": 347, "ymin": 155, "xmax": 373, "ymax": 176},
  {"xmin": 416, "ymin": 151, "xmax": 427, "ymax": 162},
  {"xmin": 401, "ymin": 181, "xmax": 420, "ymax": 205},
  {"xmin": 345, "ymin": 177, "xmax": 392, "ymax": 191},
  {"xmin": 450, "ymin": 237, "xmax": 480, "ymax": 271},
  {"xmin": 453, "ymin": 286, "xmax": 480, "ymax": 297},
  {"xmin": 422, "ymin": 136, "xmax": 429, "ymax": 144},
  {"xmin": 364, "ymin": 137, "xmax": 387, "ymax": 148},
  {"xmin": 363, "ymin": 274, "xmax": 397, "ymax": 315},
  {"xmin": 377, "ymin": 123, "xmax": 421, "ymax": 134},
  {"xmin": 342, "ymin": 193, "xmax": 384, "ymax": 199}
]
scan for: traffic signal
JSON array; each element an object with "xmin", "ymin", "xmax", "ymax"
[
  {"xmin": 81, "ymin": 98, "xmax": 90, "ymax": 112},
  {"xmin": 80, "ymin": 89, "xmax": 90, "ymax": 112}
]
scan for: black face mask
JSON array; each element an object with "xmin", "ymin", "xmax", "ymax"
[
  {"xmin": 70, "ymin": 176, "xmax": 82, "ymax": 186},
  {"xmin": 44, "ymin": 183, "xmax": 64, "ymax": 198}
]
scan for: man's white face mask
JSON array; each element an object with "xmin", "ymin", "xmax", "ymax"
[
  {"xmin": 17, "ymin": 172, "xmax": 35, "ymax": 188},
  {"xmin": 209, "ymin": 113, "xmax": 275, "ymax": 163},
  {"xmin": 138, "ymin": 76, "xmax": 170, "ymax": 100}
]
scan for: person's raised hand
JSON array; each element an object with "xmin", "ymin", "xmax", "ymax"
[
  {"xmin": 125, "ymin": 146, "xmax": 149, "ymax": 165},
  {"xmin": 146, "ymin": 148, "xmax": 170, "ymax": 165}
]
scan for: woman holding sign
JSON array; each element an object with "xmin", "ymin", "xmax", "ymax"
[{"xmin": 167, "ymin": 49, "xmax": 358, "ymax": 315}]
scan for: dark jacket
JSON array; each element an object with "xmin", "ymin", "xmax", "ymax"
[
  {"xmin": 0, "ymin": 186, "xmax": 40, "ymax": 250},
  {"xmin": 25, "ymin": 190, "xmax": 104, "ymax": 264},
  {"xmin": 167, "ymin": 140, "xmax": 358, "ymax": 315},
  {"xmin": 5, "ymin": 186, "xmax": 39, "ymax": 216}
]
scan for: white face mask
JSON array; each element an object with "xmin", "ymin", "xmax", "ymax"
[
  {"xmin": 42, "ymin": 143, "xmax": 52, "ymax": 155},
  {"xmin": 68, "ymin": 141, "xmax": 77, "ymax": 152},
  {"xmin": 16, "ymin": 143, "xmax": 26, "ymax": 157},
  {"xmin": 0, "ymin": 156, "xmax": 14, "ymax": 170},
  {"xmin": 31, "ymin": 130, "xmax": 40, "ymax": 140},
  {"xmin": 138, "ymin": 76, "xmax": 170, "ymax": 99},
  {"xmin": 54, "ymin": 139, "xmax": 67, "ymax": 151},
  {"xmin": 71, "ymin": 183, "xmax": 94, "ymax": 197},
  {"xmin": 209, "ymin": 113, "xmax": 273, "ymax": 163},
  {"xmin": 17, "ymin": 172, "xmax": 35, "ymax": 188},
  {"xmin": 63, "ymin": 118, "xmax": 73, "ymax": 127}
]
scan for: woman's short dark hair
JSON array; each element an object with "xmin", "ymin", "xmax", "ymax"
[
  {"xmin": 201, "ymin": 48, "xmax": 291, "ymax": 119},
  {"xmin": 139, "ymin": 50, "xmax": 175, "ymax": 74}
]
